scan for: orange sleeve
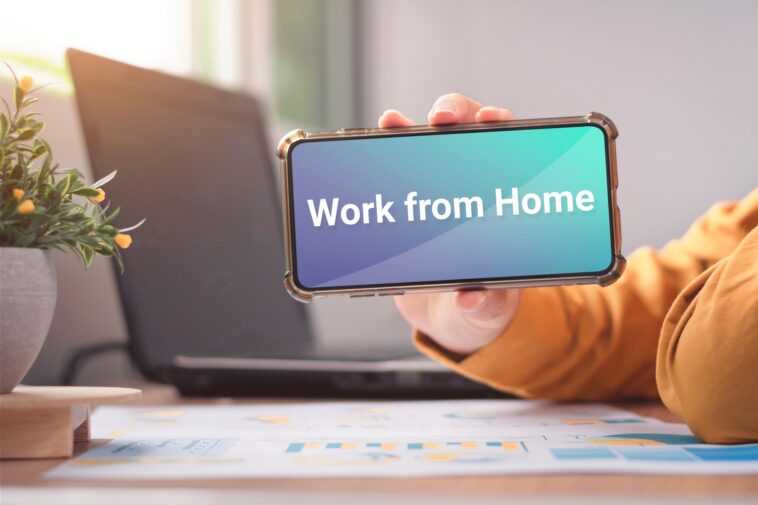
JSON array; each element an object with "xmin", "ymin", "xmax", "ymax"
[
  {"xmin": 656, "ymin": 225, "xmax": 758, "ymax": 443},
  {"xmin": 414, "ymin": 188, "xmax": 758, "ymax": 401}
]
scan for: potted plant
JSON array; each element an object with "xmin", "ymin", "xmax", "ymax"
[{"xmin": 0, "ymin": 67, "xmax": 143, "ymax": 393}]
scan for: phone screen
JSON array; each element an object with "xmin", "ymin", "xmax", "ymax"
[{"xmin": 287, "ymin": 124, "xmax": 615, "ymax": 291}]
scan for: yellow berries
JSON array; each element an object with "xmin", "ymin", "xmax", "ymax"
[
  {"xmin": 12, "ymin": 188, "xmax": 25, "ymax": 201},
  {"xmin": 114, "ymin": 233, "xmax": 132, "ymax": 249},
  {"xmin": 20, "ymin": 76, "xmax": 33, "ymax": 93},
  {"xmin": 16, "ymin": 200, "xmax": 35, "ymax": 214},
  {"xmin": 91, "ymin": 188, "xmax": 106, "ymax": 203}
]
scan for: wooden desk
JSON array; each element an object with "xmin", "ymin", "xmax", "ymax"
[{"xmin": 1, "ymin": 385, "xmax": 756, "ymax": 500}]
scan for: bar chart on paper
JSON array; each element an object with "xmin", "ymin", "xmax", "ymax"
[
  {"xmin": 284, "ymin": 439, "xmax": 529, "ymax": 466},
  {"xmin": 285, "ymin": 441, "xmax": 526, "ymax": 453},
  {"xmin": 46, "ymin": 400, "xmax": 758, "ymax": 479}
]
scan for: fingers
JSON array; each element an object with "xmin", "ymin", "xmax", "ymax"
[
  {"xmin": 378, "ymin": 109, "xmax": 416, "ymax": 128},
  {"xmin": 380, "ymin": 95, "xmax": 515, "ymax": 129},
  {"xmin": 475, "ymin": 106, "xmax": 515, "ymax": 123},
  {"xmin": 427, "ymin": 93, "xmax": 484, "ymax": 125}
]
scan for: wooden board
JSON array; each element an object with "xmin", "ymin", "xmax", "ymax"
[
  {"xmin": 1, "ymin": 385, "xmax": 141, "ymax": 407},
  {"xmin": 0, "ymin": 386, "xmax": 141, "ymax": 459}
]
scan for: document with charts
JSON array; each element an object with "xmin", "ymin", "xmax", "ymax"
[{"xmin": 47, "ymin": 400, "xmax": 758, "ymax": 479}]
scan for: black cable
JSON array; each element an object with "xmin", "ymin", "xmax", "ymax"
[{"xmin": 60, "ymin": 341, "xmax": 130, "ymax": 386}]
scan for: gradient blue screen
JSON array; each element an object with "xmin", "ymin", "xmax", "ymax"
[{"xmin": 289, "ymin": 125, "xmax": 613, "ymax": 289}]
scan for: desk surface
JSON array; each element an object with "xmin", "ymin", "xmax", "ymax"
[{"xmin": 1, "ymin": 385, "xmax": 756, "ymax": 499}]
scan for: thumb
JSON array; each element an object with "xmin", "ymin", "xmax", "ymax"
[{"xmin": 456, "ymin": 289, "xmax": 520, "ymax": 330}]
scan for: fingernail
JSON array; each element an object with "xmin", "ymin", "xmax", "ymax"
[{"xmin": 431, "ymin": 99, "xmax": 457, "ymax": 117}]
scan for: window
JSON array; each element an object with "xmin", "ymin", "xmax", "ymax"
[{"xmin": 0, "ymin": 0, "xmax": 243, "ymax": 94}]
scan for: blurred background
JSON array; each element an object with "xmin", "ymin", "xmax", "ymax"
[{"xmin": 1, "ymin": 0, "xmax": 756, "ymax": 385}]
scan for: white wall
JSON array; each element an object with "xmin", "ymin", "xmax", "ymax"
[{"xmin": 360, "ymin": 0, "xmax": 758, "ymax": 251}]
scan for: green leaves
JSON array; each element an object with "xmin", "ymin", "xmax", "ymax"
[
  {"xmin": 13, "ymin": 86, "xmax": 23, "ymax": 109},
  {"xmin": 0, "ymin": 65, "xmax": 144, "ymax": 272},
  {"xmin": 16, "ymin": 128, "xmax": 35, "ymax": 141},
  {"xmin": 21, "ymin": 97, "xmax": 39, "ymax": 109},
  {"xmin": 71, "ymin": 187, "xmax": 101, "ymax": 197},
  {"xmin": 81, "ymin": 245, "xmax": 94, "ymax": 268},
  {"xmin": 91, "ymin": 170, "xmax": 117, "ymax": 188}
]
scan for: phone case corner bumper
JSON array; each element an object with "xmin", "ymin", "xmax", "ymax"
[
  {"xmin": 596, "ymin": 254, "xmax": 626, "ymax": 287},
  {"xmin": 585, "ymin": 112, "xmax": 619, "ymax": 139},
  {"xmin": 276, "ymin": 129, "xmax": 307, "ymax": 160},
  {"xmin": 283, "ymin": 272, "xmax": 315, "ymax": 303}
]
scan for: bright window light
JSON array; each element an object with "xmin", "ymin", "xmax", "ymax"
[{"xmin": 0, "ymin": 0, "xmax": 194, "ymax": 93}]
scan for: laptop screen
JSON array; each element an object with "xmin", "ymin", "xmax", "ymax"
[{"xmin": 68, "ymin": 49, "xmax": 313, "ymax": 377}]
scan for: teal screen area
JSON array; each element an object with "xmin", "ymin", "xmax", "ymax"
[{"xmin": 289, "ymin": 124, "xmax": 615, "ymax": 289}]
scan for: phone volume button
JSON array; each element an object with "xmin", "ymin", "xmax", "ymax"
[
  {"xmin": 339, "ymin": 128, "xmax": 370, "ymax": 135},
  {"xmin": 615, "ymin": 205, "xmax": 622, "ymax": 249}
]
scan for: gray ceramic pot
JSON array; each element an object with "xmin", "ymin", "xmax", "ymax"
[{"xmin": 0, "ymin": 247, "xmax": 57, "ymax": 393}]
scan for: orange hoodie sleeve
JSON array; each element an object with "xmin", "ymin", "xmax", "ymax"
[
  {"xmin": 415, "ymin": 188, "xmax": 758, "ymax": 408},
  {"xmin": 656, "ymin": 223, "xmax": 758, "ymax": 443}
]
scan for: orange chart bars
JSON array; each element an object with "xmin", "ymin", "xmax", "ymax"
[{"xmin": 284, "ymin": 441, "xmax": 525, "ymax": 453}]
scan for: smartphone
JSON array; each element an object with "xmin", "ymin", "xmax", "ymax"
[{"xmin": 277, "ymin": 113, "xmax": 624, "ymax": 302}]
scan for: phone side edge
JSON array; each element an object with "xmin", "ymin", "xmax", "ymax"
[
  {"xmin": 588, "ymin": 111, "xmax": 624, "ymax": 287},
  {"xmin": 277, "ymin": 129, "xmax": 317, "ymax": 303}
]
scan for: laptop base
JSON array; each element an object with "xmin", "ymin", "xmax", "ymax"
[{"xmin": 169, "ymin": 359, "xmax": 511, "ymax": 399}]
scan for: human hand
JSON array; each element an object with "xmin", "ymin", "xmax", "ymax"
[{"xmin": 378, "ymin": 93, "xmax": 521, "ymax": 356}]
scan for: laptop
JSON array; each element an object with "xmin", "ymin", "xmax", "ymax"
[{"xmin": 67, "ymin": 49, "xmax": 504, "ymax": 398}]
